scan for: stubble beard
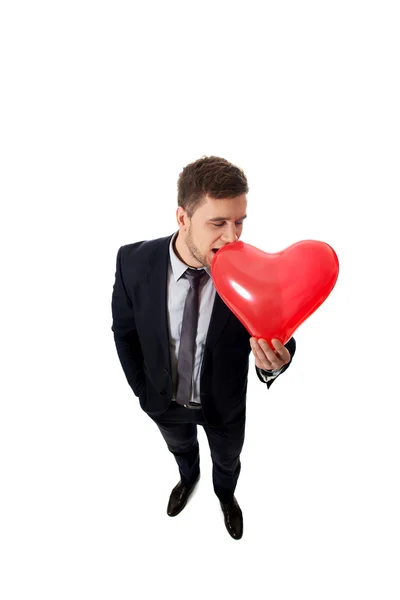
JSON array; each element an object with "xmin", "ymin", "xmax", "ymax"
[{"xmin": 186, "ymin": 227, "xmax": 209, "ymax": 268}]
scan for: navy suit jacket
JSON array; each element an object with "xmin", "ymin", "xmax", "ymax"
[{"xmin": 111, "ymin": 233, "xmax": 296, "ymax": 426}]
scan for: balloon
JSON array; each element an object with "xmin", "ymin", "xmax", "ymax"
[{"xmin": 211, "ymin": 239, "xmax": 339, "ymax": 346}]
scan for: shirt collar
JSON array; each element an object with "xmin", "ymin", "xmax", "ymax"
[{"xmin": 169, "ymin": 230, "xmax": 212, "ymax": 282}]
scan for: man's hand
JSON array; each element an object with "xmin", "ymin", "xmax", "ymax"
[{"xmin": 250, "ymin": 337, "xmax": 291, "ymax": 371}]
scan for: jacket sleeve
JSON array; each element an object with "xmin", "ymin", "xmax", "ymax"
[
  {"xmin": 111, "ymin": 246, "xmax": 145, "ymax": 397},
  {"xmin": 257, "ymin": 365, "xmax": 285, "ymax": 382},
  {"xmin": 255, "ymin": 336, "xmax": 296, "ymax": 389}
]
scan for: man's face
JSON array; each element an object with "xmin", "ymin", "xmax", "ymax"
[{"xmin": 175, "ymin": 193, "xmax": 248, "ymax": 268}]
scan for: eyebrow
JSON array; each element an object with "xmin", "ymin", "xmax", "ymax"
[{"xmin": 207, "ymin": 215, "xmax": 247, "ymax": 222}]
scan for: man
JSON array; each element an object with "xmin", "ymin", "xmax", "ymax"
[{"xmin": 111, "ymin": 156, "xmax": 296, "ymax": 540}]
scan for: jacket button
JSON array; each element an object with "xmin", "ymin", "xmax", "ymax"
[
  {"xmin": 160, "ymin": 389, "xmax": 167, "ymax": 396},
  {"xmin": 164, "ymin": 368, "xmax": 169, "ymax": 373}
]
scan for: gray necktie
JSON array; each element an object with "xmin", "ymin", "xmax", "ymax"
[{"xmin": 175, "ymin": 268, "xmax": 207, "ymax": 406}]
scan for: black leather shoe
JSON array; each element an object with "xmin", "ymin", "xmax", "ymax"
[
  {"xmin": 167, "ymin": 475, "xmax": 200, "ymax": 517},
  {"xmin": 220, "ymin": 496, "xmax": 243, "ymax": 539}
]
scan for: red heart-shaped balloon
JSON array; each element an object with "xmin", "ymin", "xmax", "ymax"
[{"xmin": 211, "ymin": 239, "xmax": 339, "ymax": 345}]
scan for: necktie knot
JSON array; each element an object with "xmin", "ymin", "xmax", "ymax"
[{"xmin": 184, "ymin": 268, "xmax": 207, "ymax": 289}]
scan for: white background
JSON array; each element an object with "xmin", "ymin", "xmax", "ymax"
[{"xmin": 1, "ymin": 1, "xmax": 399, "ymax": 598}]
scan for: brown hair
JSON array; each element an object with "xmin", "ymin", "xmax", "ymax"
[{"xmin": 177, "ymin": 155, "xmax": 249, "ymax": 218}]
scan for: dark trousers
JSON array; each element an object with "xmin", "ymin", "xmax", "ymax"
[{"xmin": 149, "ymin": 402, "xmax": 246, "ymax": 503}]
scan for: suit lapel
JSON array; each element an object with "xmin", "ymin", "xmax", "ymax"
[{"xmin": 140, "ymin": 234, "xmax": 233, "ymax": 369}]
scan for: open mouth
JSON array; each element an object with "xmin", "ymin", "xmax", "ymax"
[{"xmin": 212, "ymin": 248, "xmax": 220, "ymax": 254}]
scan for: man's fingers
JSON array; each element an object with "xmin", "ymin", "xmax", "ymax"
[
  {"xmin": 259, "ymin": 339, "xmax": 283, "ymax": 369},
  {"xmin": 271, "ymin": 338, "xmax": 291, "ymax": 362},
  {"xmin": 250, "ymin": 338, "xmax": 272, "ymax": 369},
  {"xmin": 250, "ymin": 338, "xmax": 282, "ymax": 370},
  {"xmin": 271, "ymin": 338, "xmax": 284, "ymax": 351}
]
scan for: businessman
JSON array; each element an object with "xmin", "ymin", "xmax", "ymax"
[{"xmin": 111, "ymin": 155, "xmax": 296, "ymax": 539}]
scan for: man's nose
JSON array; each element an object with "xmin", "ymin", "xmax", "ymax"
[{"xmin": 222, "ymin": 230, "xmax": 238, "ymax": 244}]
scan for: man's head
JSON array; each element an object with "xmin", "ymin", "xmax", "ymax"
[{"xmin": 175, "ymin": 156, "xmax": 249, "ymax": 269}]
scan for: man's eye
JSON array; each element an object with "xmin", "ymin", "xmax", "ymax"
[{"xmin": 213, "ymin": 222, "xmax": 243, "ymax": 227}]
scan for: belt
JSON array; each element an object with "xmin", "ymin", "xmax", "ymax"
[{"xmin": 182, "ymin": 402, "xmax": 202, "ymax": 410}]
